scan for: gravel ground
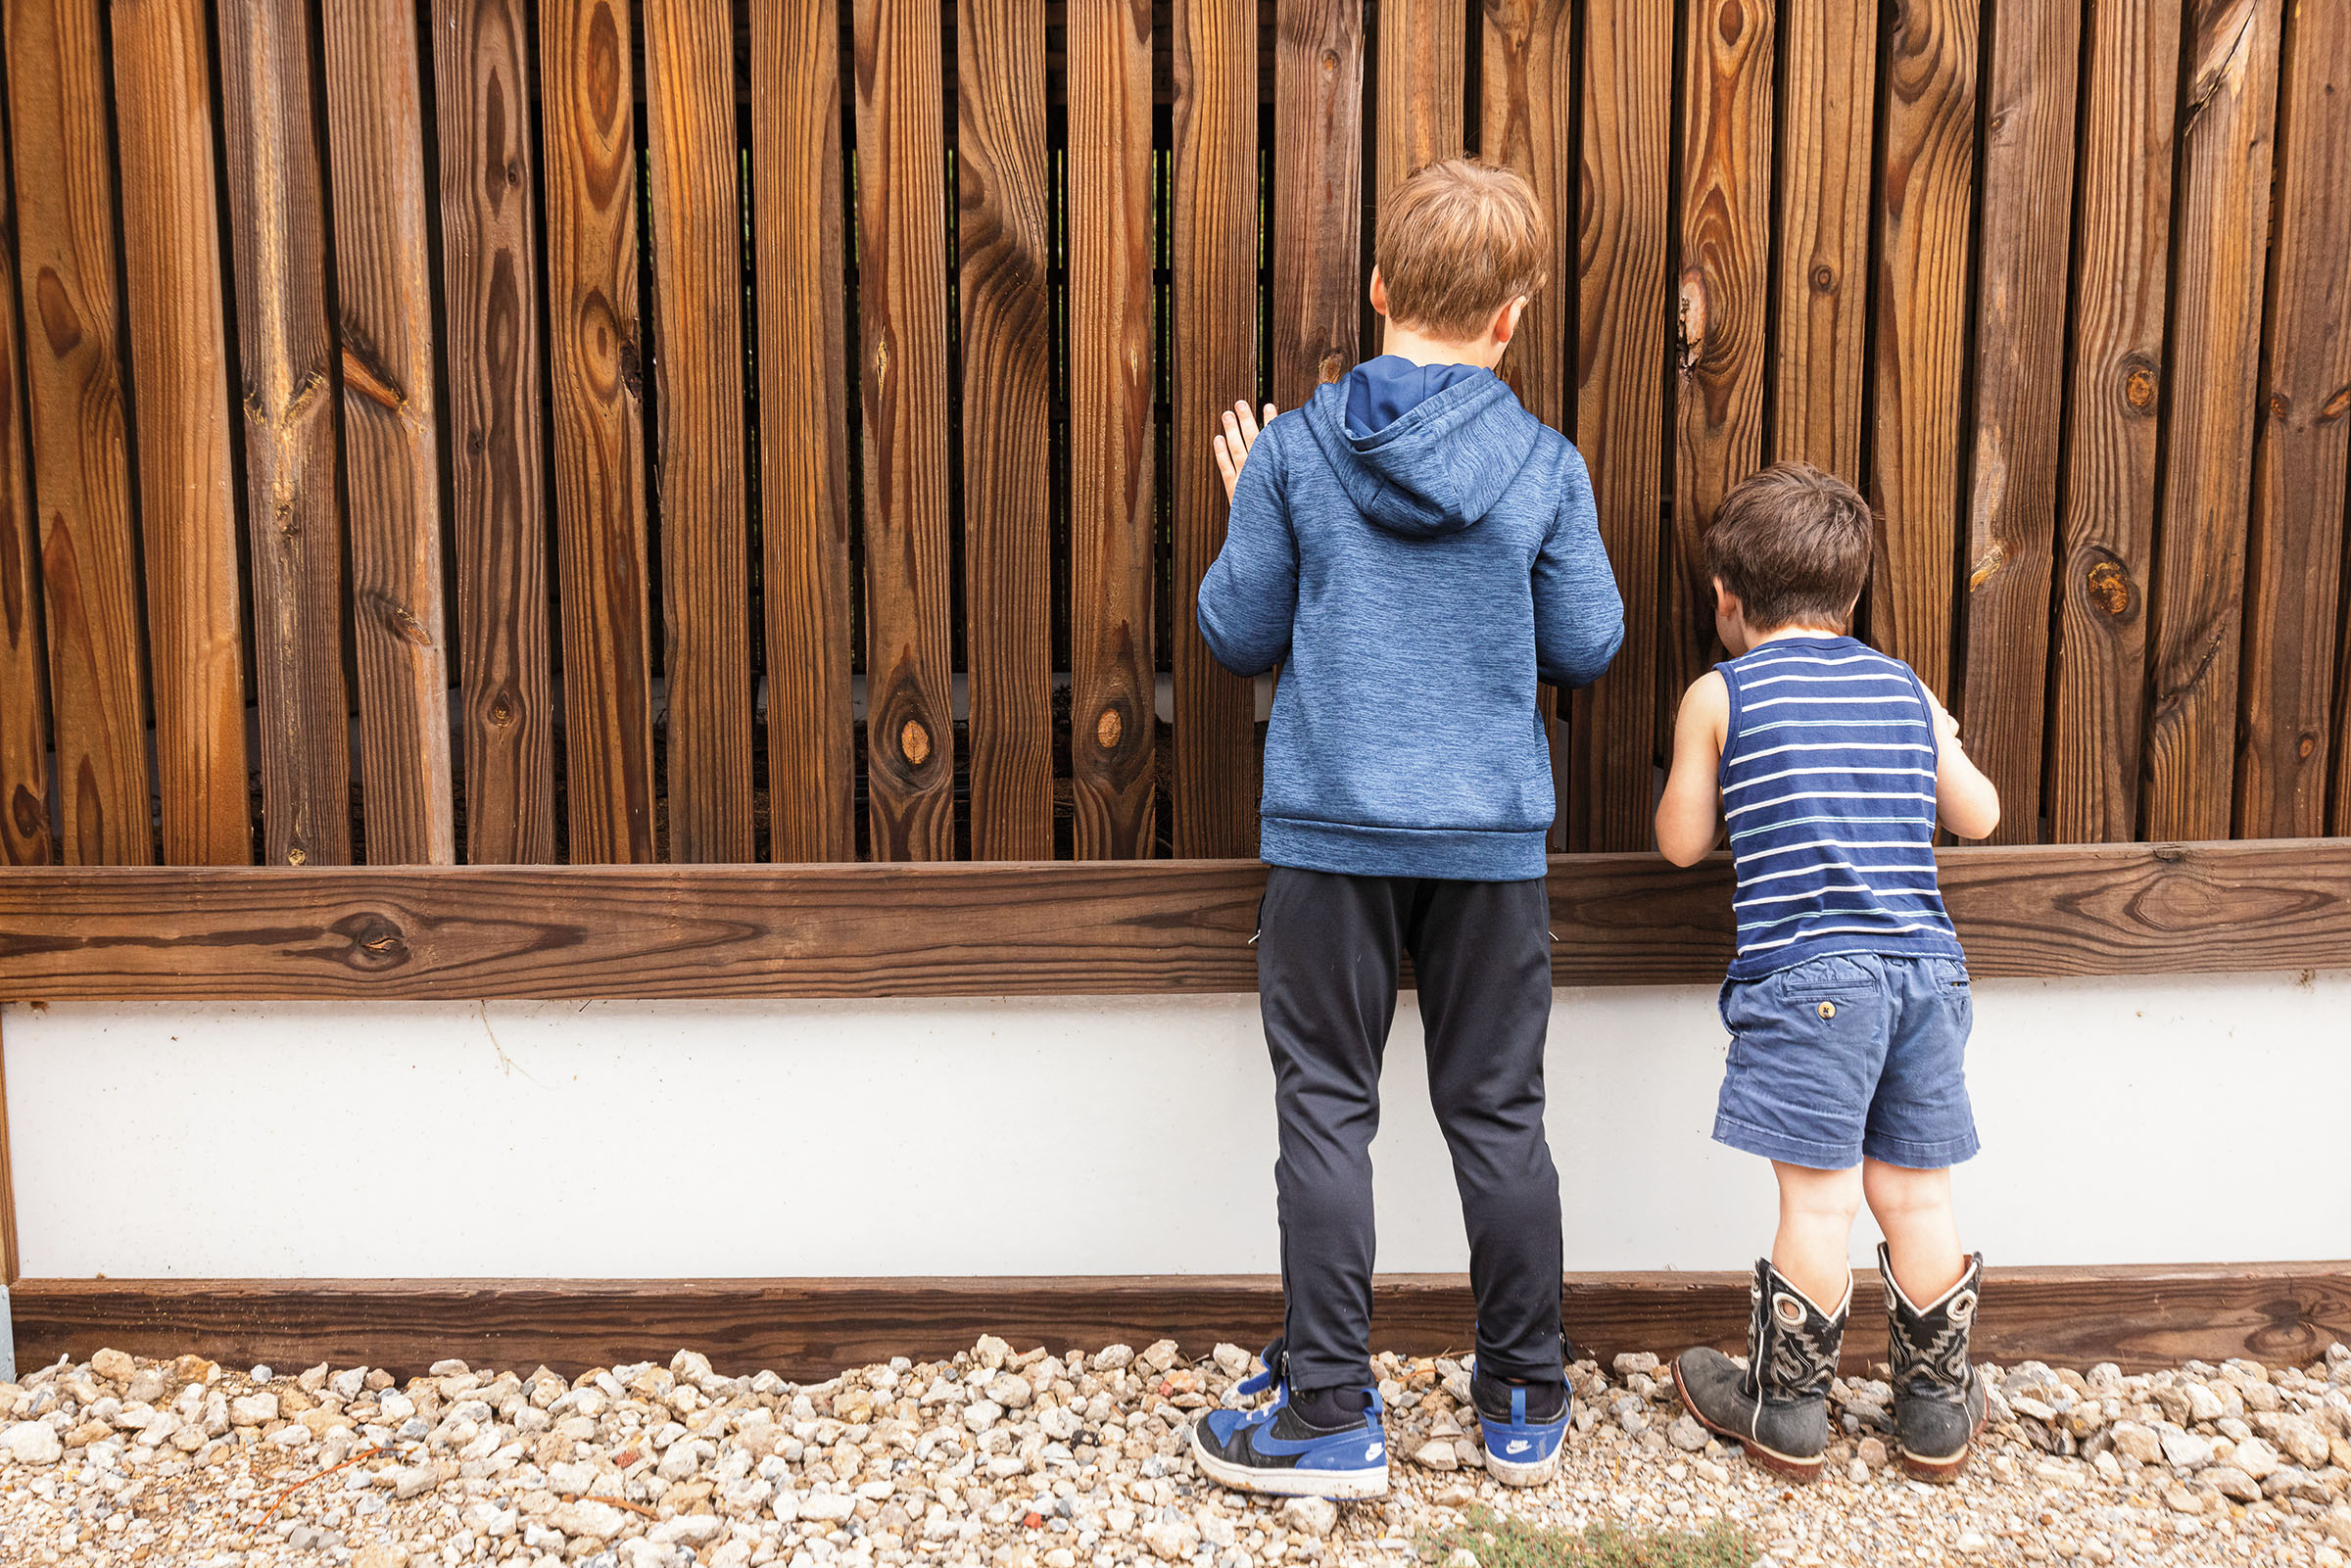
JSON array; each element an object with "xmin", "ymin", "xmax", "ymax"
[{"xmin": 3, "ymin": 1336, "xmax": 2348, "ymax": 1568}]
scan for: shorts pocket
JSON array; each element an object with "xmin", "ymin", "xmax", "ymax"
[{"xmin": 1778, "ymin": 955, "xmax": 1871, "ymax": 1003}]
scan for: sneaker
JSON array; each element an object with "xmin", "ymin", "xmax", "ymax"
[
  {"xmin": 1469, "ymin": 1374, "xmax": 1570, "ymax": 1487},
  {"xmin": 1189, "ymin": 1340, "xmax": 1388, "ymax": 1499}
]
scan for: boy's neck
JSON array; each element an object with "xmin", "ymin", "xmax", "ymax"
[
  {"xmin": 1747, "ymin": 623, "xmax": 1847, "ymax": 648},
  {"xmin": 1379, "ymin": 320, "xmax": 1503, "ymax": 371}
]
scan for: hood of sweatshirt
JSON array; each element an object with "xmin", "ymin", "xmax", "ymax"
[{"xmin": 1300, "ymin": 358, "xmax": 1545, "ymax": 538}]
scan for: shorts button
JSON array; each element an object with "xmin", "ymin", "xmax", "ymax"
[{"xmin": 1817, "ymin": 1001, "xmax": 1836, "ymax": 1020}]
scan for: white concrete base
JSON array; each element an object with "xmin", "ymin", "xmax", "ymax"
[{"xmin": 6, "ymin": 970, "xmax": 2345, "ymax": 1279}]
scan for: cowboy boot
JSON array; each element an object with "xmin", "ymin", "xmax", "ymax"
[
  {"xmin": 1881, "ymin": 1243, "xmax": 1989, "ymax": 1481},
  {"xmin": 1671, "ymin": 1259, "xmax": 1847, "ymax": 1481}
]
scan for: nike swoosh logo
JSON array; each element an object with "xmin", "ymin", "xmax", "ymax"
[
  {"xmin": 1364, "ymin": 1444, "xmax": 1381, "ymax": 1460},
  {"xmin": 1505, "ymin": 1440, "xmax": 1530, "ymax": 1454}
]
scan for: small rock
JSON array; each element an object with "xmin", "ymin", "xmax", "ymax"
[
  {"xmin": 2160, "ymin": 1427, "xmax": 2214, "ymax": 1470},
  {"xmin": 1667, "ymin": 1414, "xmax": 1707, "ymax": 1452},
  {"xmin": 1093, "ymin": 1345, "xmax": 1135, "ymax": 1372},
  {"xmin": 1412, "ymin": 1439, "xmax": 1460, "ymax": 1470},
  {"xmin": 1211, "ymin": 1344, "xmax": 1252, "ymax": 1379},
  {"xmin": 1856, "ymin": 1436, "xmax": 1889, "ymax": 1468},
  {"xmin": 650, "ymin": 1514, "xmax": 727, "ymax": 1549},
  {"xmin": 2324, "ymin": 1507, "xmax": 2351, "ymax": 1548},
  {"xmin": 1957, "ymin": 1531, "xmax": 1989, "ymax": 1553},
  {"xmin": 2230, "ymin": 1435, "xmax": 2283, "ymax": 1481},
  {"xmin": 90, "ymin": 1349, "xmax": 135, "ymax": 1385},
  {"xmin": 2204, "ymin": 1464, "xmax": 2260, "ymax": 1503},
  {"xmin": 1847, "ymin": 1457, "xmax": 1867, "ymax": 1484},
  {"xmin": 2107, "ymin": 1421, "xmax": 2162, "ymax": 1465},
  {"xmin": 229, "ymin": 1393, "xmax": 279, "ymax": 1427},
  {"xmin": 1280, "ymin": 1497, "xmax": 1337, "ymax": 1539},
  {"xmin": 1433, "ymin": 1482, "xmax": 1477, "ymax": 1509},
  {"xmin": 552, "ymin": 1498, "xmax": 627, "ymax": 1538},
  {"xmin": 1445, "ymin": 1551, "xmax": 1480, "ymax": 1568},
  {"xmin": 1139, "ymin": 1340, "xmax": 1181, "ymax": 1374},
  {"xmin": 390, "ymin": 1465, "xmax": 437, "ymax": 1499},
  {"xmin": 3, "ymin": 1422, "xmax": 62, "ymax": 1465},
  {"xmin": 1611, "ymin": 1353, "xmax": 1660, "ymax": 1379},
  {"xmin": 974, "ymin": 1335, "xmax": 1013, "ymax": 1371}
]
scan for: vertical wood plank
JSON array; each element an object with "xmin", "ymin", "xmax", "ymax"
[
  {"xmin": 1480, "ymin": 0, "xmax": 1571, "ymax": 852},
  {"xmin": 432, "ymin": 0, "xmax": 556, "ymax": 864},
  {"xmin": 2046, "ymin": 0, "xmax": 2180, "ymax": 842},
  {"xmin": 644, "ymin": 0, "xmax": 755, "ymax": 864},
  {"xmin": 217, "ymin": 0, "xmax": 353, "ymax": 869},
  {"xmin": 1068, "ymin": 0, "xmax": 1157, "ymax": 858},
  {"xmin": 1571, "ymin": 0, "xmax": 1671, "ymax": 853},
  {"xmin": 2142, "ymin": 0, "xmax": 2283, "ymax": 842},
  {"xmin": 851, "ymin": 0, "xmax": 957, "ymax": 859},
  {"xmin": 1170, "ymin": 0, "xmax": 1260, "ymax": 859},
  {"xmin": 1377, "ymin": 0, "xmax": 1463, "ymax": 200},
  {"xmin": 4, "ymin": 0, "xmax": 154, "ymax": 865},
  {"xmin": 1771, "ymin": 0, "xmax": 1874, "ymax": 479},
  {"xmin": 1271, "ymin": 0, "xmax": 1364, "ymax": 408},
  {"xmin": 110, "ymin": 0, "xmax": 249, "ymax": 866},
  {"xmin": 956, "ymin": 0, "xmax": 1055, "ymax": 861},
  {"xmin": 1666, "ymin": 0, "xmax": 1772, "ymax": 706},
  {"xmin": 541, "ymin": 0, "xmax": 655, "ymax": 864},
  {"xmin": 0, "ymin": 93, "xmax": 50, "ymax": 867},
  {"xmin": 749, "ymin": 0, "xmax": 856, "ymax": 864},
  {"xmin": 324, "ymin": 0, "xmax": 458, "ymax": 867},
  {"xmin": 2239, "ymin": 1, "xmax": 2351, "ymax": 838},
  {"xmin": 1957, "ymin": 0, "xmax": 2081, "ymax": 843},
  {"xmin": 1869, "ymin": 0, "xmax": 1976, "ymax": 700}
]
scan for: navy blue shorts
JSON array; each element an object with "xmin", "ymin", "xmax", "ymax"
[{"xmin": 1712, "ymin": 952, "xmax": 1980, "ymax": 1171}]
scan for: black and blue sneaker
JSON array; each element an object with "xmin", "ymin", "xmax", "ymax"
[
  {"xmin": 1471, "ymin": 1371, "xmax": 1571, "ymax": 1487},
  {"xmin": 1190, "ymin": 1340, "xmax": 1389, "ymax": 1498}
]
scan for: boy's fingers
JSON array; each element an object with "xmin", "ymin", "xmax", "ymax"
[
  {"xmin": 1213, "ymin": 433, "xmax": 1236, "ymax": 485},
  {"xmin": 1262, "ymin": 403, "xmax": 1277, "ymax": 428}
]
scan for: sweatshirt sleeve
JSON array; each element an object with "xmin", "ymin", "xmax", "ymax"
[
  {"xmin": 1195, "ymin": 426, "xmax": 1298, "ymax": 677},
  {"xmin": 1533, "ymin": 444, "xmax": 1626, "ymax": 689}
]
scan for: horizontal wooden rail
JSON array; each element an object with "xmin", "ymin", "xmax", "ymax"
[
  {"xmin": 0, "ymin": 839, "xmax": 2346, "ymax": 999},
  {"xmin": 15, "ymin": 1264, "xmax": 2347, "ymax": 1379}
]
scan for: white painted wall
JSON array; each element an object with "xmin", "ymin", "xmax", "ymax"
[{"xmin": 7, "ymin": 971, "xmax": 2346, "ymax": 1279}]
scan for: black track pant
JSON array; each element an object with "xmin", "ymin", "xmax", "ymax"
[{"xmin": 1257, "ymin": 866, "xmax": 1565, "ymax": 1392}]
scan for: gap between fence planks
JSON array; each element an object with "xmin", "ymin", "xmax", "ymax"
[
  {"xmin": 15, "ymin": 1264, "xmax": 2348, "ymax": 1381},
  {"xmin": 432, "ymin": 0, "xmax": 557, "ymax": 865},
  {"xmin": 1168, "ymin": 0, "xmax": 1260, "ymax": 860},
  {"xmin": 956, "ymin": 0, "xmax": 1057, "ymax": 863},
  {"xmin": 4, "ymin": 0, "xmax": 154, "ymax": 867},
  {"xmin": 852, "ymin": 0, "xmax": 958, "ymax": 861},
  {"xmin": 1067, "ymin": 0, "xmax": 1158, "ymax": 859},
  {"xmin": 1571, "ymin": 0, "xmax": 1669, "ymax": 856},
  {"xmin": 322, "ymin": 0, "xmax": 456, "ymax": 869},
  {"xmin": 2047, "ymin": 0, "xmax": 2182, "ymax": 844},
  {"xmin": 109, "ymin": 0, "xmax": 249, "ymax": 869},
  {"xmin": 3, "ymin": 839, "xmax": 2348, "ymax": 1000},
  {"xmin": 645, "ymin": 0, "xmax": 756, "ymax": 865},
  {"xmin": 750, "ymin": 0, "xmax": 858, "ymax": 865},
  {"xmin": 541, "ymin": 0, "xmax": 657, "ymax": 866}
]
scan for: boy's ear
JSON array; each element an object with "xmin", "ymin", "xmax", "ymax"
[
  {"xmin": 1711, "ymin": 576, "xmax": 1738, "ymax": 617},
  {"xmin": 1368, "ymin": 266, "xmax": 1389, "ymax": 320},
  {"xmin": 1496, "ymin": 295, "xmax": 1528, "ymax": 345}
]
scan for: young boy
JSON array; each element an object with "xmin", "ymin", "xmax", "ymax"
[
  {"xmin": 1655, "ymin": 462, "xmax": 2002, "ymax": 1483},
  {"xmin": 1184, "ymin": 160, "xmax": 1625, "ymax": 1497}
]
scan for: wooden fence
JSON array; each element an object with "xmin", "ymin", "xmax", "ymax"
[{"xmin": 0, "ymin": 0, "xmax": 2347, "ymax": 874}]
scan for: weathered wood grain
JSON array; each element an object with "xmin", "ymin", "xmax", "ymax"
[
  {"xmin": 1570, "ymin": 0, "xmax": 1671, "ymax": 854},
  {"xmin": 1376, "ymin": 0, "xmax": 1463, "ymax": 202},
  {"xmin": 1067, "ymin": 0, "xmax": 1158, "ymax": 858},
  {"xmin": 645, "ymin": 0, "xmax": 755, "ymax": 864},
  {"xmin": 1958, "ymin": 0, "xmax": 2080, "ymax": 843},
  {"xmin": 1270, "ymin": 0, "xmax": 1363, "ymax": 408},
  {"xmin": 540, "ymin": 0, "xmax": 655, "ymax": 865},
  {"xmin": 749, "ymin": 0, "xmax": 857, "ymax": 864},
  {"xmin": 851, "ymin": 0, "xmax": 957, "ymax": 860},
  {"xmin": 956, "ymin": 0, "xmax": 1056, "ymax": 861},
  {"xmin": 2235, "ymin": 0, "xmax": 2351, "ymax": 840},
  {"xmin": 1771, "ymin": 0, "xmax": 1873, "ymax": 480},
  {"xmin": 0, "ymin": 109, "xmax": 45, "ymax": 867},
  {"xmin": 110, "ymin": 0, "xmax": 249, "ymax": 867},
  {"xmin": 2047, "ymin": 0, "xmax": 2181, "ymax": 842},
  {"xmin": 4, "ymin": 840, "xmax": 2347, "ymax": 999},
  {"xmin": 1870, "ymin": 0, "xmax": 1976, "ymax": 699},
  {"xmin": 1666, "ymin": 0, "xmax": 1772, "ymax": 705},
  {"xmin": 432, "ymin": 0, "xmax": 557, "ymax": 864},
  {"xmin": 323, "ymin": 0, "xmax": 457, "ymax": 868},
  {"xmin": 2142, "ymin": 0, "xmax": 2283, "ymax": 843},
  {"xmin": 1169, "ymin": 0, "xmax": 1260, "ymax": 859},
  {"xmin": 217, "ymin": 0, "xmax": 354, "ymax": 869},
  {"xmin": 4, "ymin": 0, "xmax": 154, "ymax": 866},
  {"xmin": 16, "ymin": 1263, "xmax": 2347, "ymax": 1379}
]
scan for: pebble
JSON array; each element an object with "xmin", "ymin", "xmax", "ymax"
[
  {"xmin": 1281, "ymin": 1496, "xmax": 1338, "ymax": 1538},
  {"xmin": 1413, "ymin": 1438, "xmax": 1460, "ymax": 1470},
  {"xmin": 1667, "ymin": 1413, "xmax": 1708, "ymax": 1452},
  {"xmin": 3, "ymin": 1421, "xmax": 61, "ymax": 1465}
]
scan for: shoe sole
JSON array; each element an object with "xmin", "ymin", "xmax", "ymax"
[
  {"xmin": 1668, "ymin": 1361, "xmax": 1824, "ymax": 1484},
  {"xmin": 1481, "ymin": 1446, "xmax": 1559, "ymax": 1488},
  {"xmin": 1896, "ymin": 1397, "xmax": 1991, "ymax": 1485},
  {"xmin": 1188, "ymin": 1424, "xmax": 1390, "ymax": 1499}
]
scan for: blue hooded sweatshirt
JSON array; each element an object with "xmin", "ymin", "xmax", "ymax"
[{"xmin": 1197, "ymin": 356, "xmax": 1626, "ymax": 880}]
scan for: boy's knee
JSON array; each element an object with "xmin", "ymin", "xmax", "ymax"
[
  {"xmin": 1776, "ymin": 1165, "xmax": 1863, "ymax": 1225},
  {"xmin": 1862, "ymin": 1161, "xmax": 1952, "ymax": 1220}
]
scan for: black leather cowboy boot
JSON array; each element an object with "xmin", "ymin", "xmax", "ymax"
[
  {"xmin": 1671, "ymin": 1258, "xmax": 1847, "ymax": 1481},
  {"xmin": 1881, "ymin": 1243, "xmax": 1989, "ymax": 1481}
]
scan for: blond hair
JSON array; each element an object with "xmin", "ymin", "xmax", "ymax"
[{"xmin": 1373, "ymin": 159, "xmax": 1550, "ymax": 341}]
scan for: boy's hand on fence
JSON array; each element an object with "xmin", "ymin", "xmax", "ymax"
[{"xmin": 1214, "ymin": 401, "xmax": 1278, "ymax": 502}]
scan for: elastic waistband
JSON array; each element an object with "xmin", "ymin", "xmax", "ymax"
[{"xmin": 1259, "ymin": 816, "xmax": 1551, "ymax": 881}]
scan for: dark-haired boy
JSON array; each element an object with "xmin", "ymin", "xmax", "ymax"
[{"xmin": 1655, "ymin": 462, "xmax": 2002, "ymax": 1483}]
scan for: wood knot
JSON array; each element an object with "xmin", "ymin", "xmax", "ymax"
[
  {"xmin": 1716, "ymin": 0, "xmax": 1744, "ymax": 43},
  {"xmin": 2321, "ymin": 384, "xmax": 2351, "ymax": 423},
  {"xmin": 1095, "ymin": 708, "xmax": 1124, "ymax": 751},
  {"xmin": 2297, "ymin": 733, "xmax": 2318, "ymax": 760},
  {"xmin": 2123, "ymin": 363, "xmax": 2158, "ymax": 411},
  {"xmin": 286, "ymin": 845, "xmax": 308, "ymax": 866},
  {"xmin": 900, "ymin": 719, "xmax": 932, "ymax": 767},
  {"xmin": 1809, "ymin": 263, "xmax": 1836, "ymax": 295},
  {"xmin": 489, "ymin": 695, "xmax": 514, "ymax": 726},
  {"xmin": 1319, "ymin": 48, "xmax": 1338, "ymax": 73},
  {"xmin": 2085, "ymin": 559, "xmax": 2135, "ymax": 619}
]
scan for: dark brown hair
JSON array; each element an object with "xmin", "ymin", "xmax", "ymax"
[
  {"xmin": 1703, "ymin": 462, "xmax": 1876, "ymax": 633},
  {"xmin": 1374, "ymin": 160, "xmax": 1550, "ymax": 340}
]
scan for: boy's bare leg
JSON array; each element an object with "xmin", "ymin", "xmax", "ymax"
[
  {"xmin": 1863, "ymin": 1159, "xmax": 1965, "ymax": 1303},
  {"xmin": 1770, "ymin": 1161, "xmax": 1862, "ymax": 1309}
]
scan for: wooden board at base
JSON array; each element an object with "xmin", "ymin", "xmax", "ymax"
[{"xmin": 13, "ymin": 1264, "xmax": 2346, "ymax": 1380}]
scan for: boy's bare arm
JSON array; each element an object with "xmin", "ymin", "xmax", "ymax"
[
  {"xmin": 1656, "ymin": 673, "xmax": 1729, "ymax": 866},
  {"xmin": 1925, "ymin": 693, "xmax": 2001, "ymax": 839}
]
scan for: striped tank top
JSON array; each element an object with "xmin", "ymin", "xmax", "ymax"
[{"xmin": 1717, "ymin": 635, "xmax": 1963, "ymax": 980}]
